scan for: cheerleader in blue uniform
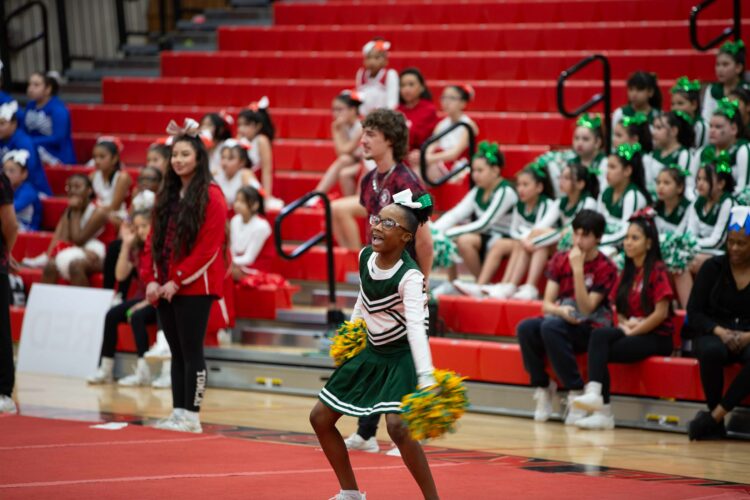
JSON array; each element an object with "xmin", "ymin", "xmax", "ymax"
[{"xmin": 310, "ymin": 190, "xmax": 439, "ymax": 500}]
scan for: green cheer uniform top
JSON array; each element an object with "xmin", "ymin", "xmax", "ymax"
[
  {"xmin": 701, "ymin": 81, "xmax": 750, "ymax": 124},
  {"xmin": 319, "ymin": 246, "xmax": 435, "ymax": 417},
  {"xmin": 532, "ymin": 193, "xmax": 597, "ymax": 248},
  {"xmin": 684, "ymin": 192, "xmax": 735, "ymax": 254},
  {"xmin": 644, "ymin": 147, "xmax": 692, "ymax": 199},
  {"xmin": 432, "ymin": 179, "xmax": 517, "ymax": 239},
  {"xmin": 655, "ymin": 196, "xmax": 691, "ymax": 234},
  {"xmin": 693, "ymin": 141, "xmax": 750, "ymax": 198},
  {"xmin": 597, "ymin": 183, "xmax": 649, "ymax": 247}
]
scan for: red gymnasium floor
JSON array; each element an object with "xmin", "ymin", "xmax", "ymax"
[{"xmin": 1, "ymin": 413, "xmax": 748, "ymax": 500}]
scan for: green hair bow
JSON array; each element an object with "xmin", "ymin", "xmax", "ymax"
[
  {"xmin": 720, "ymin": 39, "xmax": 745, "ymax": 56},
  {"xmin": 587, "ymin": 164, "xmax": 602, "ymax": 177},
  {"xmin": 671, "ymin": 76, "xmax": 701, "ymax": 94},
  {"xmin": 474, "ymin": 141, "xmax": 501, "ymax": 166},
  {"xmin": 615, "ymin": 142, "xmax": 642, "ymax": 162},
  {"xmin": 576, "ymin": 113, "xmax": 602, "ymax": 130},
  {"xmin": 665, "ymin": 163, "xmax": 690, "ymax": 178},
  {"xmin": 701, "ymin": 147, "xmax": 732, "ymax": 173},
  {"xmin": 673, "ymin": 109, "xmax": 696, "ymax": 126},
  {"xmin": 621, "ymin": 112, "xmax": 648, "ymax": 127},
  {"xmin": 525, "ymin": 161, "xmax": 548, "ymax": 179},
  {"xmin": 714, "ymin": 97, "xmax": 740, "ymax": 120}
]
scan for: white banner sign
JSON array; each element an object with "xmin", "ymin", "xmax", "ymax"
[{"xmin": 17, "ymin": 284, "xmax": 114, "ymax": 378}]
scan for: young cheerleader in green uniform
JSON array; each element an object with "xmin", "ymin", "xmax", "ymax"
[{"xmin": 310, "ymin": 189, "xmax": 439, "ymax": 500}]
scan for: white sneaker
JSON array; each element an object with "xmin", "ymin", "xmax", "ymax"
[
  {"xmin": 576, "ymin": 408, "xmax": 615, "ymax": 430},
  {"xmin": 430, "ymin": 281, "xmax": 458, "ymax": 297},
  {"xmin": 154, "ymin": 413, "xmax": 202, "ymax": 433},
  {"xmin": 21, "ymin": 253, "xmax": 49, "ymax": 268},
  {"xmin": 344, "ymin": 432, "xmax": 380, "ymax": 453},
  {"xmin": 512, "ymin": 284, "xmax": 539, "ymax": 301},
  {"xmin": 385, "ymin": 445, "xmax": 401, "ymax": 457},
  {"xmin": 572, "ymin": 381, "xmax": 604, "ymax": 412},
  {"xmin": 0, "ymin": 395, "xmax": 17, "ymax": 414},
  {"xmin": 217, "ymin": 328, "xmax": 232, "ymax": 346},
  {"xmin": 87, "ymin": 357, "xmax": 115, "ymax": 385},
  {"xmin": 154, "ymin": 410, "xmax": 181, "ymax": 429},
  {"xmin": 564, "ymin": 391, "xmax": 588, "ymax": 425},
  {"xmin": 117, "ymin": 358, "xmax": 151, "ymax": 387},
  {"xmin": 483, "ymin": 283, "xmax": 517, "ymax": 299},
  {"xmin": 151, "ymin": 361, "xmax": 171, "ymax": 389},
  {"xmin": 532, "ymin": 380, "xmax": 556, "ymax": 422},
  {"xmin": 452, "ymin": 280, "xmax": 485, "ymax": 298},
  {"xmin": 329, "ymin": 491, "xmax": 366, "ymax": 500},
  {"xmin": 144, "ymin": 330, "xmax": 171, "ymax": 360}
]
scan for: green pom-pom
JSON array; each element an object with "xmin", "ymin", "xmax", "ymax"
[
  {"xmin": 431, "ymin": 227, "xmax": 459, "ymax": 269},
  {"xmin": 614, "ymin": 250, "xmax": 626, "ymax": 271},
  {"xmin": 659, "ymin": 231, "xmax": 698, "ymax": 273},
  {"xmin": 735, "ymin": 186, "xmax": 750, "ymax": 207},
  {"xmin": 557, "ymin": 230, "xmax": 573, "ymax": 251}
]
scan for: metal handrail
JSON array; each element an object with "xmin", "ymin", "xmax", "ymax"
[
  {"xmin": 557, "ymin": 54, "xmax": 611, "ymax": 154},
  {"xmin": 274, "ymin": 191, "xmax": 343, "ymax": 327},
  {"xmin": 4, "ymin": 2, "xmax": 51, "ymax": 78},
  {"xmin": 690, "ymin": 0, "xmax": 741, "ymax": 52},
  {"xmin": 419, "ymin": 121, "xmax": 476, "ymax": 188}
]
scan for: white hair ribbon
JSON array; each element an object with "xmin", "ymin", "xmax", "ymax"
[
  {"xmin": 0, "ymin": 100, "xmax": 18, "ymax": 121},
  {"xmin": 2, "ymin": 149, "xmax": 30, "ymax": 167},
  {"xmin": 362, "ymin": 39, "xmax": 391, "ymax": 56},
  {"xmin": 166, "ymin": 118, "xmax": 200, "ymax": 137}
]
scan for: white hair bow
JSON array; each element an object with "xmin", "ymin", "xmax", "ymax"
[
  {"xmin": 2, "ymin": 149, "xmax": 29, "ymax": 167},
  {"xmin": 362, "ymin": 39, "xmax": 391, "ymax": 56},
  {"xmin": 248, "ymin": 96, "xmax": 270, "ymax": 111},
  {"xmin": 0, "ymin": 100, "xmax": 18, "ymax": 122},
  {"xmin": 166, "ymin": 118, "xmax": 200, "ymax": 137}
]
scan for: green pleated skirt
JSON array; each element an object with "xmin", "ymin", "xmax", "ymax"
[{"xmin": 319, "ymin": 341, "xmax": 417, "ymax": 417}]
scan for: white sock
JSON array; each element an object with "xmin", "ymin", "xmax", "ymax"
[
  {"xmin": 183, "ymin": 410, "xmax": 200, "ymax": 423},
  {"xmin": 339, "ymin": 490, "xmax": 362, "ymax": 500}
]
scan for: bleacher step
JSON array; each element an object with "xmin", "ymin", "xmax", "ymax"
[
  {"xmin": 310, "ymin": 289, "xmax": 359, "ymax": 309},
  {"xmin": 239, "ymin": 324, "xmax": 326, "ymax": 349}
]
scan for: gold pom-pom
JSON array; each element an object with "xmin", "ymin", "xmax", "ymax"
[
  {"xmin": 400, "ymin": 369, "xmax": 469, "ymax": 441},
  {"xmin": 329, "ymin": 319, "xmax": 368, "ymax": 366}
]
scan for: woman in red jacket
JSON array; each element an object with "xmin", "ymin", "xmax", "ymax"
[{"xmin": 142, "ymin": 125, "xmax": 228, "ymax": 433}]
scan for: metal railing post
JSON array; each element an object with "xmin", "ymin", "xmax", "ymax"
[
  {"xmin": 419, "ymin": 122, "xmax": 477, "ymax": 188},
  {"xmin": 690, "ymin": 0, "xmax": 741, "ymax": 51}
]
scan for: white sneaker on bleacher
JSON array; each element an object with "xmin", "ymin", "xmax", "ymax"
[
  {"xmin": 344, "ymin": 432, "xmax": 379, "ymax": 453},
  {"xmin": 512, "ymin": 284, "xmax": 539, "ymax": 301},
  {"xmin": 533, "ymin": 380, "xmax": 556, "ymax": 422},
  {"xmin": 117, "ymin": 358, "xmax": 151, "ymax": 387},
  {"xmin": 0, "ymin": 395, "xmax": 17, "ymax": 414},
  {"xmin": 144, "ymin": 330, "xmax": 171, "ymax": 360},
  {"xmin": 452, "ymin": 280, "xmax": 484, "ymax": 298},
  {"xmin": 484, "ymin": 283, "xmax": 517, "ymax": 299},
  {"xmin": 564, "ymin": 391, "xmax": 587, "ymax": 425},
  {"xmin": 21, "ymin": 253, "xmax": 48, "ymax": 268},
  {"xmin": 430, "ymin": 281, "xmax": 458, "ymax": 297},
  {"xmin": 576, "ymin": 408, "xmax": 615, "ymax": 430}
]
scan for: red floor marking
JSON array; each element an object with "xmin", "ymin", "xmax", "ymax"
[{"xmin": 0, "ymin": 434, "xmax": 222, "ymax": 451}]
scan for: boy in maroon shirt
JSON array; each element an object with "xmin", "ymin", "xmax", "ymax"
[{"xmin": 516, "ymin": 209, "xmax": 617, "ymax": 426}]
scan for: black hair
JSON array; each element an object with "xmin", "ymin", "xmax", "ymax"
[
  {"xmin": 152, "ymin": 135, "xmax": 212, "ymax": 262},
  {"xmin": 31, "ymin": 71, "xmax": 60, "ymax": 96},
  {"xmin": 653, "ymin": 166, "xmax": 686, "ymax": 215},
  {"xmin": 448, "ymin": 85, "xmax": 471, "ymax": 102},
  {"xmin": 93, "ymin": 140, "xmax": 122, "ymax": 182},
  {"xmin": 399, "ymin": 67, "xmax": 433, "ymax": 103},
  {"xmin": 335, "ymin": 92, "xmax": 363, "ymax": 109},
  {"xmin": 718, "ymin": 42, "xmax": 746, "ymax": 74},
  {"xmin": 238, "ymin": 108, "xmax": 275, "ymax": 142},
  {"xmin": 713, "ymin": 104, "xmax": 747, "ymax": 140},
  {"xmin": 672, "ymin": 87, "xmax": 701, "ymax": 114},
  {"xmin": 140, "ymin": 165, "xmax": 163, "ymax": 184},
  {"xmin": 236, "ymin": 185, "xmax": 265, "ymax": 216},
  {"xmin": 700, "ymin": 162, "xmax": 736, "ymax": 197},
  {"xmin": 621, "ymin": 118, "xmax": 654, "ymax": 154},
  {"xmin": 627, "ymin": 71, "xmax": 662, "ymax": 112},
  {"xmin": 565, "ymin": 162, "xmax": 600, "ymax": 200},
  {"xmin": 616, "ymin": 217, "xmax": 663, "ymax": 317},
  {"xmin": 67, "ymin": 173, "xmax": 95, "ymax": 200},
  {"xmin": 201, "ymin": 113, "xmax": 232, "ymax": 142},
  {"xmin": 148, "ymin": 143, "xmax": 171, "ymax": 162},
  {"xmin": 659, "ymin": 111, "xmax": 695, "ymax": 149},
  {"xmin": 612, "ymin": 151, "xmax": 653, "ymax": 204},
  {"xmin": 223, "ymin": 143, "xmax": 253, "ymax": 169},
  {"xmin": 519, "ymin": 164, "xmax": 556, "ymax": 200},
  {"xmin": 571, "ymin": 209, "xmax": 605, "ymax": 239},
  {"xmin": 393, "ymin": 192, "xmax": 434, "ymax": 235}
]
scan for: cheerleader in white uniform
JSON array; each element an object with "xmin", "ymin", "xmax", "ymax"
[
  {"xmin": 611, "ymin": 72, "xmax": 662, "ymax": 131},
  {"xmin": 670, "ymin": 76, "xmax": 708, "ymax": 150},
  {"xmin": 90, "ymin": 136, "xmax": 132, "ymax": 227},
  {"xmin": 701, "ymin": 39, "xmax": 750, "ymax": 124},
  {"xmin": 645, "ymin": 112, "xmax": 694, "ymax": 198},
  {"xmin": 213, "ymin": 140, "xmax": 259, "ymax": 205},
  {"xmin": 356, "ymin": 38, "xmax": 399, "ymax": 116},
  {"xmin": 238, "ymin": 97, "xmax": 281, "ymax": 207}
]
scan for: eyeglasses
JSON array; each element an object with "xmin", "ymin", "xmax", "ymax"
[{"xmin": 369, "ymin": 214, "xmax": 403, "ymax": 230}]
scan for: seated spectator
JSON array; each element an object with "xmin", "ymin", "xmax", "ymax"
[
  {"xmin": 214, "ymin": 140, "xmax": 260, "ymax": 205},
  {"xmin": 90, "ymin": 136, "xmax": 132, "ymax": 227},
  {"xmin": 516, "ymin": 210, "xmax": 617, "ymax": 425},
  {"xmin": 88, "ymin": 209, "xmax": 158, "ymax": 386},
  {"xmin": 23, "ymin": 71, "xmax": 77, "ymax": 165},
  {"xmin": 572, "ymin": 209, "xmax": 674, "ymax": 430},
  {"xmin": 237, "ymin": 97, "xmax": 280, "ymax": 207},
  {"xmin": 310, "ymin": 90, "xmax": 364, "ymax": 199},
  {"xmin": 146, "ymin": 143, "xmax": 170, "ymax": 178},
  {"xmin": 687, "ymin": 206, "xmax": 750, "ymax": 440},
  {"xmin": 230, "ymin": 186, "xmax": 273, "ymax": 279},
  {"xmin": 399, "ymin": 68, "xmax": 439, "ymax": 167},
  {"xmin": 356, "ymin": 38, "xmax": 399, "ymax": 116},
  {"xmin": 421, "ymin": 85, "xmax": 478, "ymax": 183},
  {"xmin": 2, "ymin": 150, "xmax": 41, "ymax": 231},
  {"xmin": 38, "ymin": 174, "xmax": 108, "ymax": 286},
  {"xmin": 200, "ymin": 111, "xmax": 234, "ymax": 172},
  {"xmin": 0, "ymin": 100, "xmax": 51, "ymax": 195}
]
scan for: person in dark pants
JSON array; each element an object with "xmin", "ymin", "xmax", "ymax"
[
  {"xmin": 687, "ymin": 206, "xmax": 750, "ymax": 440},
  {"xmin": 572, "ymin": 209, "xmax": 674, "ymax": 430},
  {"xmin": 516, "ymin": 209, "xmax": 617, "ymax": 426},
  {"xmin": 0, "ymin": 170, "xmax": 19, "ymax": 414},
  {"xmin": 141, "ymin": 122, "xmax": 228, "ymax": 434}
]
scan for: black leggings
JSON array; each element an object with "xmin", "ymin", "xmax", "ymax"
[
  {"xmin": 158, "ymin": 295, "xmax": 214, "ymax": 412},
  {"xmin": 695, "ymin": 335, "xmax": 750, "ymax": 412},
  {"xmin": 0, "ymin": 274, "xmax": 14, "ymax": 397},
  {"xmin": 588, "ymin": 327, "xmax": 672, "ymax": 403},
  {"xmin": 357, "ymin": 414, "xmax": 380, "ymax": 440},
  {"xmin": 101, "ymin": 298, "xmax": 158, "ymax": 358},
  {"xmin": 102, "ymin": 239, "xmax": 133, "ymax": 296}
]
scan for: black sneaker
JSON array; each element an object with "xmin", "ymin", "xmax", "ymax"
[{"xmin": 688, "ymin": 411, "xmax": 726, "ymax": 441}]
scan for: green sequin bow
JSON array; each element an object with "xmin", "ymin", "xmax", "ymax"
[
  {"xmin": 714, "ymin": 97, "xmax": 740, "ymax": 120},
  {"xmin": 701, "ymin": 147, "xmax": 732, "ymax": 174},
  {"xmin": 621, "ymin": 112, "xmax": 648, "ymax": 127},
  {"xmin": 673, "ymin": 109, "xmax": 696, "ymax": 126},
  {"xmin": 720, "ymin": 39, "xmax": 745, "ymax": 56},
  {"xmin": 525, "ymin": 160, "xmax": 548, "ymax": 178},
  {"xmin": 615, "ymin": 142, "xmax": 642, "ymax": 161},
  {"xmin": 665, "ymin": 163, "xmax": 690, "ymax": 178},
  {"xmin": 576, "ymin": 113, "xmax": 602, "ymax": 130},
  {"xmin": 474, "ymin": 140, "xmax": 501, "ymax": 166},
  {"xmin": 671, "ymin": 76, "xmax": 701, "ymax": 94}
]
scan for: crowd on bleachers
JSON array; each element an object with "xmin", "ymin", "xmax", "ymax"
[{"xmin": 0, "ymin": 32, "xmax": 749, "ymax": 439}]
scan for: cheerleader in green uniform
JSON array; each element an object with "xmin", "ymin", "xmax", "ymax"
[
  {"xmin": 611, "ymin": 71, "xmax": 662, "ymax": 130},
  {"xmin": 671, "ymin": 76, "xmax": 708, "ymax": 150},
  {"xmin": 645, "ymin": 111, "xmax": 694, "ymax": 199},
  {"xmin": 701, "ymin": 39, "xmax": 749, "ymax": 124},
  {"xmin": 310, "ymin": 189, "xmax": 438, "ymax": 500}
]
